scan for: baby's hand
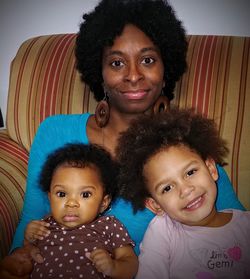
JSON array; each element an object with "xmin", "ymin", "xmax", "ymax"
[
  {"xmin": 86, "ymin": 249, "xmax": 114, "ymax": 277},
  {"xmin": 24, "ymin": 220, "xmax": 50, "ymax": 243}
]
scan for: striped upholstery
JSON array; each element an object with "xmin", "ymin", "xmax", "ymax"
[
  {"xmin": 0, "ymin": 131, "xmax": 28, "ymax": 258},
  {"xmin": 6, "ymin": 34, "xmax": 97, "ymax": 151},
  {"xmin": 0, "ymin": 34, "xmax": 249, "ymax": 258}
]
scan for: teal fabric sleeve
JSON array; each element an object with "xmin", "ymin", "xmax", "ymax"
[{"xmin": 216, "ymin": 165, "xmax": 245, "ymax": 211}]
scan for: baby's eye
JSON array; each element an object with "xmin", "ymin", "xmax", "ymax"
[
  {"xmin": 111, "ymin": 60, "xmax": 124, "ymax": 68},
  {"xmin": 81, "ymin": 191, "xmax": 92, "ymax": 198},
  {"xmin": 162, "ymin": 185, "xmax": 173, "ymax": 193},
  {"xmin": 142, "ymin": 57, "xmax": 155, "ymax": 65},
  {"xmin": 56, "ymin": 191, "xmax": 66, "ymax": 198}
]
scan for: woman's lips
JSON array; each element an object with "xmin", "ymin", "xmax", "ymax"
[{"xmin": 122, "ymin": 90, "xmax": 148, "ymax": 100}]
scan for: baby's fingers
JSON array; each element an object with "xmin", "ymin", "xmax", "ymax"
[
  {"xmin": 26, "ymin": 220, "xmax": 50, "ymax": 242},
  {"xmin": 86, "ymin": 249, "xmax": 113, "ymax": 276}
]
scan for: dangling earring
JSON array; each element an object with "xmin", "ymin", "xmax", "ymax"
[
  {"xmin": 95, "ymin": 92, "xmax": 110, "ymax": 128},
  {"xmin": 153, "ymin": 91, "xmax": 170, "ymax": 115}
]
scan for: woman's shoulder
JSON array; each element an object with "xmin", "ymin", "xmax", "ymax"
[
  {"xmin": 39, "ymin": 113, "xmax": 90, "ymax": 128},
  {"xmin": 30, "ymin": 113, "xmax": 91, "ymax": 158},
  {"xmin": 36, "ymin": 113, "xmax": 90, "ymax": 140}
]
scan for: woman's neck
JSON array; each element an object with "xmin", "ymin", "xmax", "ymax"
[{"xmin": 87, "ymin": 110, "xmax": 140, "ymax": 157}]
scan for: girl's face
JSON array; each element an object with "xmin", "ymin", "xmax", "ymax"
[
  {"xmin": 48, "ymin": 165, "xmax": 110, "ymax": 228},
  {"xmin": 102, "ymin": 24, "xmax": 165, "ymax": 115},
  {"xmin": 144, "ymin": 145, "xmax": 219, "ymax": 227}
]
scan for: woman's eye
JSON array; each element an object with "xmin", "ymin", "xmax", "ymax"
[
  {"xmin": 111, "ymin": 60, "xmax": 124, "ymax": 68},
  {"xmin": 142, "ymin": 57, "xmax": 155, "ymax": 65},
  {"xmin": 56, "ymin": 191, "xmax": 65, "ymax": 198},
  {"xmin": 81, "ymin": 191, "xmax": 92, "ymax": 198},
  {"xmin": 162, "ymin": 185, "xmax": 173, "ymax": 193}
]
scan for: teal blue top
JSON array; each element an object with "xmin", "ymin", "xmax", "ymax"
[{"xmin": 11, "ymin": 114, "xmax": 245, "ymax": 255}]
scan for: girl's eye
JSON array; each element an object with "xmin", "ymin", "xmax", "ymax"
[
  {"xmin": 162, "ymin": 185, "xmax": 173, "ymax": 193},
  {"xmin": 81, "ymin": 191, "xmax": 92, "ymax": 198},
  {"xmin": 187, "ymin": 169, "xmax": 197, "ymax": 177},
  {"xmin": 111, "ymin": 60, "xmax": 124, "ymax": 68},
  {"xmin": 56, "ymin": 191, "xmax": 66, "ymax": 198},
  {"xmin": 142, "ymin": 57, "xmax": 155, "ymax": 65}
]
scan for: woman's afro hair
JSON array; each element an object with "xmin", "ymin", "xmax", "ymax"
[
  {"xmin": 75, "ymin": 0, "xmax": 187, "ymax": 101},
  {"xmin": 116, "ymin": 108, "xmax": 229, "ymax": 212},
  {"xmin": 39, "ymin": 143, "xmax": 118, "ymax": 200}
]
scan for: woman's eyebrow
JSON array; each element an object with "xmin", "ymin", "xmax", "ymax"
[{"xmin": 105, "ymin": 47, "xmax": 160, "ymax": 57}]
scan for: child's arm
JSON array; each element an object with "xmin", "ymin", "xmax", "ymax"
[
  {"xmin": 24, "ymin": 220, "xmax": 50, "ymax": 244},
  {"xmin": 87, "ymin": 245, "xmax": 138, "ymax": 279}
]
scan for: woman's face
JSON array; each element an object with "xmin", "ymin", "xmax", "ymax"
[{"xmin": 102, "ymin": 24, "xmax": 165, "ymax": 115}]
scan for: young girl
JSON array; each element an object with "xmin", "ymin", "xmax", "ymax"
[
  {"xmin": 25, "ymin": 143, "xmax": 138, "ymax": 279},
  {"xmin": 116, "ymin": 109, "xmax": 250, "ymax": 279}
]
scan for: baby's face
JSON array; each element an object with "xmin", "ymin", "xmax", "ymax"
[
  {"xmin": 144, "ymin": 145, "xmax": 219, "ymax": 226},
  {"xmin": 48, "ymin": 165, "xmax": 109, "ymax": 228}
]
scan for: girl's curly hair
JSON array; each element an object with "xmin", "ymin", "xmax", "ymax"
[
  {"xmin": 39, "ymin": 143, "xmax": 118, "ymax": 200},
  {"xmin": 116, "ymin": 108, "xmax": 229, "ymax": 212},
  {"xmin": 75, "ymin": 0, "xmax": 187, "ymax": 101}
]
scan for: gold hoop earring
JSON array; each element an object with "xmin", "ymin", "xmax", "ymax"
[
  {"xmin": 153, "ymin": 94, "xmax": 170, "ymax": 115},
  {"xmin": 95, "ymin": 92, "xmax": 110, "ymax": 128}
]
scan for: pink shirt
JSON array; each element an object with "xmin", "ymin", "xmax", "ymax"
[{"xmin": 136, "ymin": 210, "xmax": 250, "ymax": 279}]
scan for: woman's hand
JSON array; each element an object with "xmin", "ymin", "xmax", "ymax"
[{"xmin": 0, "ymin": 243, "xmax": 44, "ymax": 279}]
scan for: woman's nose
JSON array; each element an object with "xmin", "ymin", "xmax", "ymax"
[{"xmin": 125, "ymin": 63, "xmax": 143, "ymax": 84}]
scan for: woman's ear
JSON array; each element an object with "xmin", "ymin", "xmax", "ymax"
[
  {"xmin": 145, "ymin": 197, "xmax": 165, "ymax": 216},
  {"xmin": 205, "ymin": 158, "xmax": 219, "ymax": 181},
  {"xmin": 99, "ymin": 194, "xmax": 111, "ymax": 213}
]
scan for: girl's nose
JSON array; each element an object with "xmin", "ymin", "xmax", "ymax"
[{"xmin": 179, "ymin": 183, "xmax": 195, "ymax": 199}]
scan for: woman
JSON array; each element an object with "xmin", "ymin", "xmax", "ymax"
[{"xmin": 0, "ymin": 0, "xmax": 244, "ymax": 278}]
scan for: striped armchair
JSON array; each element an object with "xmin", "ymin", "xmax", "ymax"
[{"xmin": 0, "ymin": 34, "xmax": 249, "ymax": 258}]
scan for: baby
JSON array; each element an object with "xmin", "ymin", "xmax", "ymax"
[{"xmin": 25, "ymin": 143, "xmax": 138, "ymax": 279}]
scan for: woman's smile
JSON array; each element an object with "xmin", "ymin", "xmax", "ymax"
[{"xmin": 122, "ymin": 89, "xmax": 149, "ymax": 100}]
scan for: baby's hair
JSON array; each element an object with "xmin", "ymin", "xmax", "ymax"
[
  {"xmin": 75, "ymin": 0, "xmax": 187, "ymax": 101},
  {"xmin": 39, "ymin": 143, "xmax": 118, "ymax": 199},
  {"xmin": 116, "ymin": 108, "xmax": 229, "ymax": 212}
]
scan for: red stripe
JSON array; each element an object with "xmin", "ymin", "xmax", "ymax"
[
  {"xmin": 193, "ymin": 36, "xmax": 216, "ymax": 116},
  {"xmin": 0, "ymin": 140, "xmax": 28, "ymax": 163},
  {"xmin": 40, "ymin": 34, "xmax": 75, "ymax": 119},
  {"xmin": 0, "ymin": 167, "xmax": 25, "ymax": 198},
  {"xmin": 13, "ymin": 38, "xmax": 40, "ymax": 143},
  {"xmin": 231, "ymin": 38, "xmax": 249, "ymax": 193}
]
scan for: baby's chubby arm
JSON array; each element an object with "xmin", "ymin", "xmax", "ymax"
[
  {"xmin": 24, "ymin": 220, "xmax": 50, "ymax": 244},
  {"xmin": 86, "ymin": 245, "xmax": 138, "ymax": 279}
]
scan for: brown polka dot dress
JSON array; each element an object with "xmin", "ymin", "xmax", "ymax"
[{"xmin": 30, "ymin": 215, "xmax": 135, "ymax": 279}]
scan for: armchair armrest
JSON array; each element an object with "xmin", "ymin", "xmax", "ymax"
[{"xmin": 0, "ymin": 130, "xmax": 28, "ymax": 257}]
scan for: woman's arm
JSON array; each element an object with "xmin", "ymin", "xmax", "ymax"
[{"xmin": 215, "ymin": 165, "xmax": 245, "ymax": 211}]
